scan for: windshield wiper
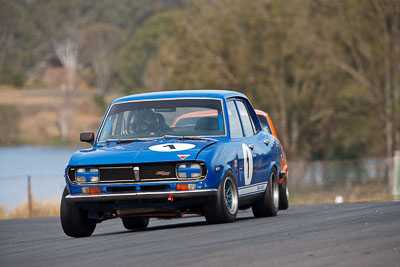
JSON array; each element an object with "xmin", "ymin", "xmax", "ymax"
[
  {"xmin": 179, "ymin": 136, "xmax": 218, "ymax": 142},
  {"xmin": 105, "ymin": 138, "xmax": 156, "ymax": 144},
  {"xmin": 162, "ymin": 135, "xmax": 217, "ymax": 142},
  {"xmin": 161, "ymin": 135, "xmax": 182, "ymax": 141}
]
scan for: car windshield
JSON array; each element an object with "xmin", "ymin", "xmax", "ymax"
[{"xmin": 98, "ymin": 98, "xmax": 225, "ymax": 142}]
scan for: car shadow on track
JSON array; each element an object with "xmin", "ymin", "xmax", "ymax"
[
  {"xmin": 90, "ymin": 220, "xmax": 207, "ymax": 237},
  {"xmin": 91, "ymin": 215, "xmax": 255, "ymax": 238}
]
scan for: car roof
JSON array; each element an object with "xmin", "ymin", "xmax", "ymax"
[
  {"xmin": 255, "ymin": 109, "xmax": 267, "ymax": 116},
  {"xmin": 112, "ymin": 90, "xmax": 246, "ymax": 104}
]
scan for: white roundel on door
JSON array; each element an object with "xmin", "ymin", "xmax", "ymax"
[
  {"xmin": 242, "ymin": 143, "xmax": 254, "ymax": 185},
  {"xmin": 149, "ymin": 143, "xmax": 195, "ymax": 152}
]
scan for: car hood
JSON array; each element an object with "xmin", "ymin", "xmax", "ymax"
[{"xmin": 68, "ymin": 139, "xmax": 217, "ymax": 166}]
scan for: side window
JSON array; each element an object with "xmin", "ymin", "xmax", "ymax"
[
  {"xmin": 227, "ymin": 101, "xmax": 243, "ymax": 138},
  {"xmin": 236, "ymin": 101, "xmax": 255, "ymax": 137},
  {"xmin": 257, "ymin": 114, "xmax": 272, "ymax": 134}
]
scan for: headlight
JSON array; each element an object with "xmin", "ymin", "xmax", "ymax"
[
  {"xmin": 76, "ymin": 168, "xmax": 99, "ymax": 183},
  {"xmin": 177, "ymin": 163, "xmax": 202, "ymax": 178}
]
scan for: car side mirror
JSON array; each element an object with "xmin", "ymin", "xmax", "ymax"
[{"xmin": 80, "ymin": 132, "xmax": 94, "ymax": 145}]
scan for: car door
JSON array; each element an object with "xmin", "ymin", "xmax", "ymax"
[{"xmin": 227, "ymin": 99, "xmax": 273, "ymax": 198}]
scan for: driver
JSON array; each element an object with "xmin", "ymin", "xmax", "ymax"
[{"xmin": 131, "ymin": 109, "xmax": 158, "ymax": 134}]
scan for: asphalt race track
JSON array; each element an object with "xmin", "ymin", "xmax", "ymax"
[{"xmin": 0, "ymin": 202, "xmax": 399, "ymax": 267}]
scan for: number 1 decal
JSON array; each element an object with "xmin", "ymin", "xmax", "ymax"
[
  {"xmin": 149, "ymin": 143, "xmax": 195, "ymax": 152},
  {"xmin": 164, "ymin": 144, "xmax": 176, "ymax": 150},
  {"xmin": 242, "ymin": 143, "xmax": 253, "ymax": 185}
]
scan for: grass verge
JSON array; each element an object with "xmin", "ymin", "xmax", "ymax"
[
  {"xmin": 290, "ymin": 183, "xmax": 392, "ymax": 205},
  {"xmin": 0, "ymin": 198, "xmax": 60, "ymax": 219}
]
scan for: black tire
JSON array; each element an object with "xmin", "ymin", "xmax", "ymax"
[
  {"xmin": 122, "ymin": 217, "xmax": 150, "ymax": 230},
  {"xmin": 204, "ymin": 171, "xmax": 238, "ymax": 224},
  {"xmin": 60, "ymin": 187, "xmax": 96, "ymax": 237},
  {"xmin": 279, "ymin": 177, "xmax": 289, "ymax": 210},
  {"xmin": 252, "ymin": 168, "xmax": 279, "ymax": 217}
]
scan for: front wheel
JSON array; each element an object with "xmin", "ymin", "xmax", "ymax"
[
  {"xmin": 122, "ymin": 217, "xmax": 149, "ymax": 230},
  {"xmin": 204, "ymin": 171, "xmax": 238, "ymax": 224},
  {"xmin": 252, "ymin": 168, "xmax": 279, "ymax": 217},
  {"xmin": 60, "ymin": 187, "xmax": 96, "ymax": 237}
]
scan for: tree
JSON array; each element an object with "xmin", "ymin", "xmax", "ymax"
[
  {"xmin": 321, "ymin": 0, "xmax": 400, "ymax": 179},
  {"xmin": 144, "ymin": 0, "xmax": 340, "ymax": 159},
  {"xmin": 115, "ymin": 10, "xmax": 181, "ymax": 94},
  {"xmin": 0, "ymin": 0, "xmax": 34, "ymax": 86},
  {"xmin": 81, "ymin": 23, "xmax": 124, "ymax": 94},
  {"xmin": 29, "ymin": 0, "xmax": 97, "ymax": 141},
  {"xmin": 0, "ymin": 104, "xmax": 20, "ymax": 145},
  {"xmin": 30, "ymin": 0, "xmax": 97, "ymax": 91}
]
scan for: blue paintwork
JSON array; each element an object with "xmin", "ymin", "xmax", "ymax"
[
  {"xmin": 68, "ymin": 139, "xmax": 214, "ymax": 166},
  {"xmin": 65, "ymin": 90, "xmax": 282, "ymax": 210},
  {"xmin": 112, "ymin": 90, "xmax": 246, "ymax": 104}
]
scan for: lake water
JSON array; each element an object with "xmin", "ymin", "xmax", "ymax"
[{"xmin": 0, "ymin": 146, "xmax": 80, "ymax": 208}]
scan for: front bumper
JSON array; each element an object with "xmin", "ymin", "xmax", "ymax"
[{"xmin": 65, "ymin": 189, "xmax": 217, "ymax": 202}]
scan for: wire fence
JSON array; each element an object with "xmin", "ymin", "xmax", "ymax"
[
  {"xmin": 288, "ymin": 157, "xmax": 390, "ymax": 191},
  {"xmin": 0, "ymin": 156, "xmax": 395, "ymax": 210},
  {"xmin": 0, "ymin": 173, "xmax": 66, "ymax": 210}
]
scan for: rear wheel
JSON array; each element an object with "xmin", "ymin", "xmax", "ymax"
[
  {"xmin": 204, "ymin": 171, "xmax": 238, "ymax": 223},
  {"xmin": 122, "ymin": 217, "xmax": 149, "ymax": 230},
  {"xmin": 252, "ymin": 168, "xmax": 279, "ymax": 217},
  {"xmin": 279, "ymin": 176, "xmax": 289, "ymax": 210},
  {"xmin": 60, "ymin": 187, "xmax": 96, "ymax": 237}
]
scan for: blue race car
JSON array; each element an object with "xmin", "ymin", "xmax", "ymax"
[{"xmin": 61, "ymin": 90, "xmax": 284, "ymax": 237}]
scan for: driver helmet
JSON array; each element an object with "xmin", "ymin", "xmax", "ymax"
[{"xmin": 132, "ymin": 109, "xmax": 158, "ymax": 133}]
